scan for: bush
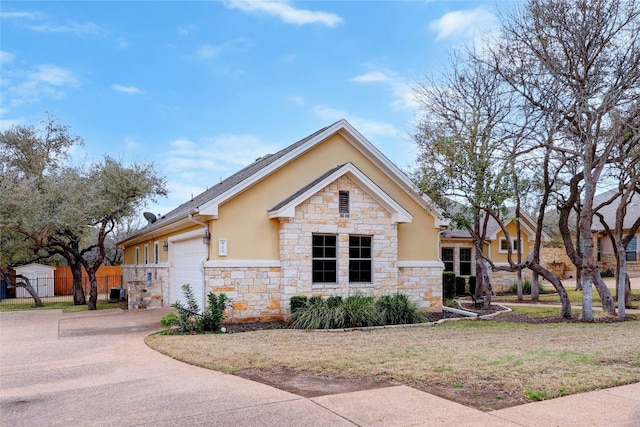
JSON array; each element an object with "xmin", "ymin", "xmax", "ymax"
[
  {"xmin": 201, "ymin": 292, "xmax": 229, "ymax": 332},
  {"xmin": 290, "ymin": 295, "xmax": 309, "ymax": 314},
  {"xmin": 163, "ymin": 284, "xmax": 229, "ymax": 334},
  {"xmin": 289, "ymin": 293, "xmax": 426, "ymax": 330},
  {"xmin": 468, "ymin": 276, "xmax": 476, "ymax": 295},
  {"xmin": 508, "ymin": 279, "xmax": 546, "ymax": 295},
  {"xmin": 443, "ymin": 272, "xmax": 456, "ymax": 300},
  {"xmin": 376, "ymin": 294, "xmax": 426, "ymax": 325},
  {"xmin": 600, "ymin": 268, "xmax": 615, "ymax": 278},
  {"xmin": 455, "ymin": 276, "xmax": 466, "ymax": 296}
]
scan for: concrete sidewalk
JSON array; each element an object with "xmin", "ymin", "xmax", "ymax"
[{"xmin": 1, "ymin": 308, "xmax": 638, "ymax": 426}]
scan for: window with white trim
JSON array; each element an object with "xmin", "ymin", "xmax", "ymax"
[
  {"xmin": 499, "ymin": 237, "xmax": 522, "ymax": 253},
  {"xmin": 442, "ymin": 248, "xmax": 454, "ymax": 272},
  {"xmin": 135, "ymin": 247, "xmax": 140, "ymax": 265},
  {"xmin": 144, "ymin": 245, "xmax": 149, "ymax": 264},
  {"xmin": 349, "ymin": 235, "xmax": 372, "ymax": 282},
  {"xmin": 626, "ymin": 236, "xmax": 638, "ymax": 262},
  {"xmin": 312, "ymin": 234, "xmax": 337, "ymax": 282},
  {"xmin": 154, "ymin": 242, "xmax": 160, "ymax": 264},
  {"xmin": 459, "ymin": 248, "xmax": 472, "ymax": 276}
]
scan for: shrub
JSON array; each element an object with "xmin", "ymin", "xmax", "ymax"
[
  {"xmin": 341, "ymin": 295, "xmax": 382, "ymax": 328},
  {"xmin": 468, "ymin": 276, "xmax": 476, "ymax": 295},
  {"xmin": 290, "ymin": 295, "xmax": 309, "ymax": 314},
  {"xmin": 201, "ymin": 292, "xmax": 229, "ymax": 332},
  {"xmin": 455, "ymin": 276, "xmax": 466, "ymax": 296},
  {"xmin": 600, "ymin": 268, "xmax": 614, "ymax": 278},
  {"xmin": 376, "ymin": 294, "xmax": 426, "ymax": 325},
  {"xmin": 165, "ymin": 284, "xmax": 229, "ymax": 334},
  {"xmin": 443, "ymin": 272, "xmax": 456, "ymax": 300},
  {"xmin": 508, "ymin": 279, "xmax": 546, "ymax": 295}
]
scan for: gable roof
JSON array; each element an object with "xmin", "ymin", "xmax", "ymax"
[
  {"xmin": 592, "ymin": 188, "xmax": 640, "ymax": 232},
  {"xmin": 268, "ymin": 162, "xmax": 413, "ymax": 223},
  {"xmin": 119, "ymin": 120, "xmax": 444, "ymax": 245}
]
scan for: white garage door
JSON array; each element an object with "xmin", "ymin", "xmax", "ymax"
[{"xmin": 172, "ymin": 237, "xmax": 205, "ymax": 311}]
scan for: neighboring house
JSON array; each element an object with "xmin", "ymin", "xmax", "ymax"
[
  {"xmin": 14, "ymin": 263, "xmax": 55, "ymax": 297},
  {"xmin": 591, "ymin": 189, "xmax": 640, "ymax": 277},
  {"xmin": 440, "ymin": 211, "xmax": 549, "ymax": 293},
  {"xmin": 119, "ymin": 120, "xmax": 447, "ymax": 321}
]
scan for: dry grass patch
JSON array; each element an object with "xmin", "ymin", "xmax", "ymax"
[{"xmin": 146, "ymin": 319, "xmax": 640, "ymax": 410}]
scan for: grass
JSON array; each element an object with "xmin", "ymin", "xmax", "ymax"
[
  {"xmin": 495, "ymin": 286, "xmax": 640, "ymax": 305},
  {"xmin": 0, "ymin": 299, "xmax": 114, "ymax": 312},
  {"xmin": 146, "ymin": 316, "xmax": 640, "ymax": 410}
]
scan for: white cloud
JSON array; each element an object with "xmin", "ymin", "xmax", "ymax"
[
  {"xmin": 197, "ymin": 44, "xmax": 222, "ymax": 59},
  {"xmin": 7, "ymin": 64, "xmax": 79, "ymax": 106},
  {"xmin": 286, "ymin": 94, "xmax": 305, "ymax": 106},
  {"xmin": 112, "ymin": 84, "xmax": 143, "ymax": 94},
  {"xmin": 312, "ymin": 104, "xmax": 402, "ymax": 139},
  {"xmin": 2, "ymin": 9, "xmax": 106, "ymax": 37},
  {"xmin": 350, "ymin": 67, "xmax": 418, "ymax": 111},
  {"xmin": 0, "ymin": 11, "xmax": 42, "ymax": 20},
  {"xmin": 123, "ymin": 136, "xmax": 141, "ymax": 151},
  {"xmin": 118, "ymin": 37, "xmax": 129, "ymax": 49},
  {"xmin": 178, "ymin": 24, "xmax": 196, "ymax": 36},
  {"xmin": 226, "ymin": 0, "xmax": 343, "ymax": 27},
  {"xmin": 350, "ymin": 71, "xmax": 390, "ymax": 84},
  {"xmin": 429, "ymin": 7, "xmax": 496, "ymax": 41},
  {"xmin": 0, "ymin": 50, "xmax": 15, "ymax": 64}
]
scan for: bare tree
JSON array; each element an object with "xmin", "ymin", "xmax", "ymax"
[{"xmin": 491, "ymin": 0, "xmax": 640, "ymax": 320}]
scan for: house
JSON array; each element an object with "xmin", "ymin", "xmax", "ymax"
[
  {"xmin": 591, "ymin": 189, "xmax": 640, "ymax": 277},
  {"xmin": 118, "ymin": 120, "xmax": 447, "ymax": 321},
  {"xmin": 440, "ymin": 210, "xmax": 550, "ymax": 293}
]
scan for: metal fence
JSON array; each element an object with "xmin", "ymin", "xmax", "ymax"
[{"xmin": 0, "ymin": 275, "xmax": 123, "ymax": 305}]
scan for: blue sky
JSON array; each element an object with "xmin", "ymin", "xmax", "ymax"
[{"xmin": 1, "ymin": 1, "xmax": 509, "ymax": 216}]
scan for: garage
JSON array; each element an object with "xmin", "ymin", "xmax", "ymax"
[{"xmin": 170, "ymin": 235, "xmax": 206, "ymax": 311}]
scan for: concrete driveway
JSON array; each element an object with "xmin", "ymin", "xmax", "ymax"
[{"xmin": 1, "ymin": 308, "xmax": 639, "ymax": 426}]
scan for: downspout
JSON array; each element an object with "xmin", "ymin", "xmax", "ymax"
[{"xmin": 188, "ymin": 213, "xmax": 210, "ymax": 309}]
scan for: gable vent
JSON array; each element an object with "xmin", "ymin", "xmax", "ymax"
[{"xmin": 339, "ymin": 191, "xmax": 349, "ymax": 218}]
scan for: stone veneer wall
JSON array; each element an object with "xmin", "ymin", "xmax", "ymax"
[
  {"xmin": 490, "ymin": 269, "xmax": 534, "ymax": 294},
  {"xmin": 398, "ymin": 265, "xmax": 443, "ymax": 311},
  {"xmin": 205, "ymin": 266, "xmax": 282, "ymax": 322},
  {"xmin": 278, "ymin": 176, "xmax": 399, "ymax": 312},
  {"xmin": 122, "ymin": 264, "xmax": 169, "ymax": 309}
]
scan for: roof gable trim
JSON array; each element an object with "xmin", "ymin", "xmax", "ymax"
[{"xmin": 268, "ymin": 163, "xmax": 413, "ymax": 223}]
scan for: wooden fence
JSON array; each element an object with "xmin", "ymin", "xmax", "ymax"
[{"xmin": 54, "ymin": 266, "xmax": 122, "ymax": 295}]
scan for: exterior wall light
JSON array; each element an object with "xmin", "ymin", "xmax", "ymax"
[
  {"xmin": 162, "ymin": 240, "xmax": 169, "ymax": 251},
  {"xmin": 203, "ymin": 229, "xmax": 211, "ymax": 245}
]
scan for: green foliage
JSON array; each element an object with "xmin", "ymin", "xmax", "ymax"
[
  {"xmin": 443, "ymin": 272, "xmax": 456, "ymax": 300},
  {"xmin": 455, "ymin": 276, "xmax": 466, "ymax": 296},
  {"xmin": 468, "ymin": 276, "xmax": 476, "ymax": 295},
  {"xmin": 524, "ymin": 390, "xmax": 548, "ymax": 401},
  {"xmin": 376, "ymin": 294, "xmax": 426, "ymax": 325},
  {"xmin": 289, "ymin": 293, "xmax": 426, "ymax": 330},
  {"xmin": 201, "ymin": 292, "xmax": 230, "ymax": 332},
  {"xmin": 508, "ymin": 280, "xmax": 546, "ymax": 295},
  {"xmin": 600, "ymin": 268, "xmax": 614, "ymax": 278},
  {"xmin": 166, "ymin": 284, "xmax": 229, "ymax": 334},
  {"xmin": 289, "ymin": 295, "xmax": 308, "ymax": 314}
]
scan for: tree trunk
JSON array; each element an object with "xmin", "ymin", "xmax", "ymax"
[
  {"xmin": 3, "ymin": 272, "xmax": 44, "ymax": 307},
  {"xmin": 593, "ymin": 271, "xmax": 616, "ymax": 315},
  {"xmin": 528, "ymin": 261, "xmax": 571, "ymax": 318},
  {"xmin": 87, "ymin": 271, "xmax": 98, "ymax": 310},
  {"xmin": 68, "ymin": 261, "xmax": 86, "ymax": 305},
  {"xmin": 531, "ymin": 272, "xmax": 540, "ymax": 302}
]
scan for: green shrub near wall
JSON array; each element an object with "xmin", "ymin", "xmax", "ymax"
[
  {"xmin": 455, "ymin": 276, "xmax": 466, "ymax": 296},
  {"xmin": 468, "ymin": 276, "xmax": 476, "ymax": 295},
  {"xmin": 443, "ymin": 272, "xmax": 456, "ymax": 300}
]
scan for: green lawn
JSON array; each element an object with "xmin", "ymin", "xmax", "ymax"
[{"xmin": 0, "ymin": 299, "xmax": 115, "ymax": 312}]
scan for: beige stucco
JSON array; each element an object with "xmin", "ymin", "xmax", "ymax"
[{"xmin": 210, "ymin": 133, "xmax": 439, "ymax": 262}]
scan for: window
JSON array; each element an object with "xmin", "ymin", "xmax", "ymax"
[
  {"xmin": 442, "ymin": 248, "xmax": 454, "ymax": 272},
  {"xmin": 349, "ymin": 235, "xmax": 372, "ymax": 282},
  {"xmin": 596, "ymin": 237, "xmax": 602, "ymax": 262},
  {"xmin": 499, "ymin": 238, "xmax": 522, "ymax": 253},
  {"xmin": 144, "ymin": 245, "xmax": 149, "ymax": 264},
  {"xmin": 312, "ymin": 234, "xmax": 337, "ymax": 282},
  {"xmin": 339, "ymin": 191, "xmax": 349, "ymax": 218},
  {"xmin": 154, "ymin": 242, "xmax": 160, "ymax": 264},
  {"xmin": 626, "ymin": 236, "xmax": 638, "ymax": 262},
  {"xmin": 459, "ymin": 248, "xmax": 472, "ymax": 276},
  {"xmin": 135, "ymin": 247, "xmax": 140, "ymax": 265}
]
